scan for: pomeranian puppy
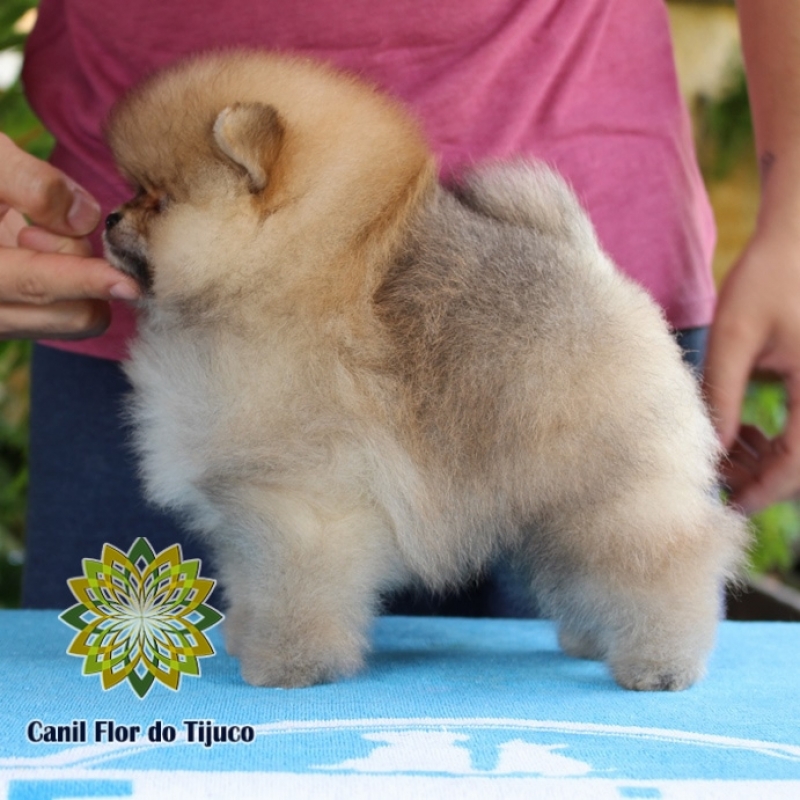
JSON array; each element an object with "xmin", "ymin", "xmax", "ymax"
[{"xmin": 104, "ymin": 50, "xmax": 748, "ymax": 691}]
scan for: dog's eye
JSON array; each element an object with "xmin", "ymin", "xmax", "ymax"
[{"xmin": 132, "ymin": 187, "xmax": 170, "ymax": 214}]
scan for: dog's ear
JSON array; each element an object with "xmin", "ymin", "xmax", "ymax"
[{"xmin": 212, "ymin": 103, "xmax": 285, "ymax": 193}]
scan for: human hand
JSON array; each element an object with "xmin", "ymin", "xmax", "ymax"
[
  {"xmin": 704, "ymin": 226, "xmax": 800, "ymax": 514},
  {"xmin": 0, "ymin": 132, "xmax": 140, "ymax": 339}
]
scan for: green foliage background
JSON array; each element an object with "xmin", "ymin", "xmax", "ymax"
[
  {"xmin": 741, "ymin": 383, "xmax": 800, "ymax": 580},
  {"xmin": 0, "ymin": 2, "xmax": 798, "ymax": 607},
  {"xmin": 0, "ymin": 0, "xmax": 52, "ymax": 607}
]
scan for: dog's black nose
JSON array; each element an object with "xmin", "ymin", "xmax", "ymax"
[{"xmin": 105, "ymin": 212, "xmax": 123, "ymax": 231}]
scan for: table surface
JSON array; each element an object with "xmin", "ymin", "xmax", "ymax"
[{"xmin": 1, "ymin": 611, "xmax": 799, "ymax": 799}]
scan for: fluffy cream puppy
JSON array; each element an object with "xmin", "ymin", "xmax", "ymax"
[{"xmin": 104, "ymin": 50, "xmax": 748, "ymax": 690}]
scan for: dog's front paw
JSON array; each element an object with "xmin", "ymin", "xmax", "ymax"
[
  {"xmin": 238, "ymin": 641, "xmax": 364, "ymax": 688},
  {"xmin": 222, "ymin": 605, "xmax": 250, "ymax": 658},
  {"xmin": 610, "ymin": 657, "xmax": 705, "ymax": 692}
]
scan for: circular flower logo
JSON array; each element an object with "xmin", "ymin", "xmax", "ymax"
[{"xmin": 60, "ymin": 538, "xmax": 223, "ymax": 699}]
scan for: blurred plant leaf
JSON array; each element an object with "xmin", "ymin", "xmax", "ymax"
[
  {"xmin": 0, "ymin": 339, "xmax": 30, "ymax": 608},
  {"xmin": 0, "ymin": 79, "xmax": 53, "ymax": 158},
  {"xmin": 740, "ymin": 381, "xmax": 800, "ymax": 577},
  {"xmin": 748, "ymin": 502, "xmax": 800, "ymax": 574},
  {"xmin": 0, "ymin": 1, "xmax": 38, "ymax": 51},
  {"xmin": 0, "ymin": 0, "xmax": 40, "ymax": 608},
  {"xmin": 696, "ymin": 69, "xmax": 754, "ymax": 181},
  {"xmin": 742, "ymin": 381, "xmax": 786, "ymax": 437}
]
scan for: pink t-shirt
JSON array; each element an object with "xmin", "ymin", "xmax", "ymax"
[{"xmin": 23, "ymin": 0, "xmax": 716, "ymax": 361}]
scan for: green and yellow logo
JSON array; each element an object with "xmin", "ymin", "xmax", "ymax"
[{"xmin": 60, "ymin": 538, "xmax": 223, "ymax": 699}]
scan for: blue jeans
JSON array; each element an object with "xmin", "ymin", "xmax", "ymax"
[{"xmin": 22, "ymin": 328, "xmax": 709, "ymax": 612}]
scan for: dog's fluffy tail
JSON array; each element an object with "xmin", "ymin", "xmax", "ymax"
[{"xmin": 452, "ymin": 160, "xmax": 598, "ymax": 249}]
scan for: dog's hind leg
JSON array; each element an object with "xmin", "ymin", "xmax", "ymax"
[{"xmin": 524, "ymin": 493, "xmax": 747, "ymax": 691}]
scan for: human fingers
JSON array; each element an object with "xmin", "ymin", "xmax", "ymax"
[
  {"xmin": 0, "ymin": 244, "xmax": 138, "ymax": 339},
  {"xmin": 703, "ymin": 315, "xmax": 762, "ymax": 451},
  {"xmin": 702, "ymin": 255, "xmax": 770, "ymax": 452},
  {"xmin": 17, "ymin": 225, "xmax": 94, "ymax": 258},
  {"xmin": 0, "ymin": 246, "xmax": 140, "ymax": 305},
  {"xmin": 0, "ymin": 205, "xmax": 26, "ymax": 247},
  {"xmin": 0, "ymin": 299, "xmax": 111, "ymax": 340},
  {"xmin": 721, "ymin": 425, "xmax": 771, "ymax": 497},
  {"xmin": 0, "ymin": 133, "xmax": 101, "ymax": 236},
  {"xmin": 731, "ymin": 377, "xmax": 800, "ymax": 513}
]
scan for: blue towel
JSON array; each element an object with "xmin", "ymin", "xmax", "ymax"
[{"xmin": 1, "ymin": 612, "xmax": 799, "ymax": 798}]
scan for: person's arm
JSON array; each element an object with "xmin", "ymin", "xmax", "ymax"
[
  {"xmin": 0, "ymin": 133, "xmax": 139, "ymax": 339},
  {"xmin": 703, "ymin": 0, "xmax": 800, "ymax": 513}
]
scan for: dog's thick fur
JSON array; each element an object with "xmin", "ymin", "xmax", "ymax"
[{"xmin": 104, "ymin": 51, "xmax": 748, "ymax": 691}]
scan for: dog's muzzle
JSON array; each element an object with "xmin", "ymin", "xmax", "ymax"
[{"xmin": 103, "ymin": 213, "xmax": 153, "ymax": 293}]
